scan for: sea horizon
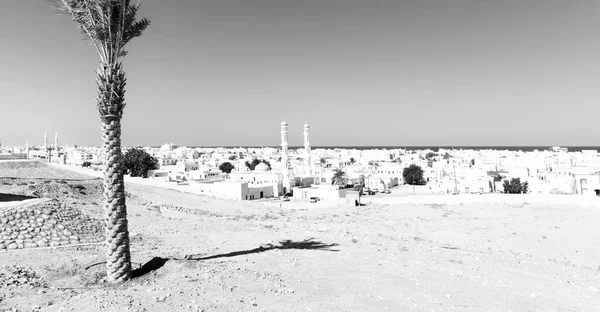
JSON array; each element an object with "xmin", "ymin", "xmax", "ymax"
[{"xmin": 158, "ymin": 145, "xmax": 600, "ymax": 152}]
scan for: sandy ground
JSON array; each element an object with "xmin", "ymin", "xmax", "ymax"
[
  {"xmin": 0, "ymin": 167, "xmax": 599, "ymax": 311},
  {"xmin": 0, "ymin": 161, "xmax": 95, "ymax": 181}
]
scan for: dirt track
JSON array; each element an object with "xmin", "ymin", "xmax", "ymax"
[{"xmin": 0, "ymin": 178, "xmax": 599, "ymax": 311}]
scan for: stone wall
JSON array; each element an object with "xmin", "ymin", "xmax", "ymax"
[{"xmin": 0, "ymin": 199, "xmax": 103, "ymax": 251}]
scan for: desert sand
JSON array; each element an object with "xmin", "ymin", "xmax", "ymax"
[{"xmin": 0, "ymin": 162, "xmax": 599, "ymax": 312}]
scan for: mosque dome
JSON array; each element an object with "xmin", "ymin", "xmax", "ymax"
[{"xmin": 254, "ymin": 163, "xmax": 270, "ymax": 171}]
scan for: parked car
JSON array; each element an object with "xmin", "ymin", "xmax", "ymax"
[
  {"xmin": 310, "ymin": 197, "xmax": 320, "ymax": 203},
  {"xmin": 383, "ymin": 190, "xmax": 391, "ymax": 194},
  {"xmin": 282, "ymin": 196, "xmax": 290, "ymax": 202}
]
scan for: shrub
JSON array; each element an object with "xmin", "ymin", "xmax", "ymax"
[
  {"xmin": 218, "ymin": 162, "xmax": 235, "ymax": 174},
  {"xmin": 502, "ymin": 178, "xmax": 529, "ymax": 194},
  {"xmin": 403, "ymin": 164, "xmax": 426, "ymax": 185},
  {"xmin": 245, "ymin": 159, "xmax": 271, "ymax": 170},
  {"xmin": 123, "ymin": 148, "xmax": 158, "ymax": 178}
]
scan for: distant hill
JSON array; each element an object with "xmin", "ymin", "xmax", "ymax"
[{"xmin": 0, "ymin": 160, "xmax": 98, "ymax": 180}]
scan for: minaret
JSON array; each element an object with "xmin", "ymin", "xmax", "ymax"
[
  {"xmin": 303, "ymin": 123, "xmax": 312, "ymax": 176},
  {"xmin": 54, "ymin": 132, "xmax": 58, "ymax": 151},
  {"xmin": 44, "ymin": 132, "xmax": 47, "ymax": 150},
  {"xmin": 25, "ymin": 142, "xmax": 30, "ymax": 159},
  {"xmin": 280, "ymin": 120, "xmax": 291, "ymax": 192}
]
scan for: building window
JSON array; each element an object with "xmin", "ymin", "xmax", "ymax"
[
  {"xmin": 581, "ymin": 179, "xmax": 587, "ymax": 185},
  {"xmin": 465, "ymin": 187, "xmax": 470, "ymax": 193}
]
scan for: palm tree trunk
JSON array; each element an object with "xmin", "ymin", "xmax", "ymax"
[{"xmin": 98, "ymin": 64, "xmax": 132, "ymax": 283}]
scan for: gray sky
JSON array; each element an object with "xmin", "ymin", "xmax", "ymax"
[{"xmin": 1, "ymin": 0, "xmax": 599, "ymax": 147}]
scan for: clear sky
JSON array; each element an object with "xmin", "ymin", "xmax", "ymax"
[{"xmin": 1, "ymin": 0, "xmax": 599, "ymax": 147}]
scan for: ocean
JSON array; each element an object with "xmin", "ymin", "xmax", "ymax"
[{"xmin": 184, "ymin": 146, "xmax": 600, "ymax": 152}]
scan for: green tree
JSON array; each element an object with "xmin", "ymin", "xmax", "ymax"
[
  {"xmin": 349, "ymin": 157, "xmax": 355, "ymax": 164},
  {"xmin": 124, "ymin": 148, "xmax": 158, "ymax": 178},
  {"xmin": 192, "ymin": 151, "xmax": 205, "ymax": 159},
  {"xmin": 443, "ymin": 152, "xmax": 451, "ymax": 160},
  {"xmin": 502, "ymin": 178, "xmax": 529, "ymax": 194},
  {"xmin": 403, "ymin": 164, "xmax": 426, "ymax": 185},
  {"xmin": 228, "ymin": 155, "xmax": 238, "ymax": 161},
  {"xmin": 218, "ymin": 162, "xmax": 235, "ymax": 174},
  {"xmin": 331, "ymin": 169, "xmax": 347, "ymax": 186},
  {"xmin": 320, "ymin": 157, "xmax": 326, "ymax": 164},
  {"xmin": 245, "ymin": 159, "xmax": 271, "ymax": 170},
  {"xmin": 52, "ymin": 0, "xmax": 150, "ymax": 283}
]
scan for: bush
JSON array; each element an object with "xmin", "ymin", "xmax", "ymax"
[
  {"xmin": 502, "ymin": 178, "xmax": 529, "ymax": 194},
  {"xmin": 425, "ymin": 152, "xmax": 437, "ymax": 160},
  {"xmin": 123, "ymin": 148, "xmax": 158, "ymax": 178},
  {"xmin": 245, "ymin": 159, "xmax": 271, "ymax": 170},
  {"xmin": 403, "ymin": 164, "xmax": 426, "ymax": 185},
  {"xmin": 82, "ymin": 161, "xmax": 92, "ymax": 167},
  {"xmin": 219, "ymin": 162, "xmax": 235, "ymax": 174}
]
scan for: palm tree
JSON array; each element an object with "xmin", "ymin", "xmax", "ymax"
[
  {"xmin": 331, "ymin": 169, "xmax": 346, "ymax": 186},
  {"xmin": 51, "ymin": 0, "xmax": 150, "ymax": 283}
]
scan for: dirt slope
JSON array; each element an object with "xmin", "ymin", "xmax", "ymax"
[{"xmin": 0, "ymin": 183, "xmax": 598, "ymax": 311}]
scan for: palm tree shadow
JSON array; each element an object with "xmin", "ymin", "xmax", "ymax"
[
  {"xmin": 132, "ymin": 238, "xmax": 339, "ymax": 279},
  {"xmin": 186, "ymin": 238, "xmax": 340, "ymax": 261},
  {"xmin": 132, "ymin": 256, "xmax": 169, "ymax": 278}
]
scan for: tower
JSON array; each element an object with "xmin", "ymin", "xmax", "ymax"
[
  {"xmin": 54, "ymin": 132, "xmax": 58, "ymax": 151},
  {"xmin": 280, "ymin": 120, "xmax": 291, "ymax": 192},
  {"xmin": 25, "ymin": 142, "xmax": 29, "ymax": 159},
  {"xmin": 44, "ymin": 132, "xmax": 47, "ymax": 150},
  {"xmin": 303, "ymin": 123, "xmax": 312, "ymax": 176}
]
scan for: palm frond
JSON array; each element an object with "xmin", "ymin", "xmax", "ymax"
[{"xmin": 49, "ymin": 0, "xmax": 150, "ymax": 63}]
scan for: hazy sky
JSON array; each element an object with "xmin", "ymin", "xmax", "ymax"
[{"xmin": 1, "ymin": 0, "xmax": 599, "ymax": 147}]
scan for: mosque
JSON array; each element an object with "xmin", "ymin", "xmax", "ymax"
[
  {"xmin": 130, "ymin": 120, "xmax": 320, "ymax": 201},
  {"xmin": 26, "ymin": 132, "xmax": 62, "ymax": 161},
  {"xmin": 227, "ymin": 120, "xmax": 316, "ymax": 197},
  {"xmin": 278, "ymin": 120, "xmax": 316, "ymax": 193}
]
